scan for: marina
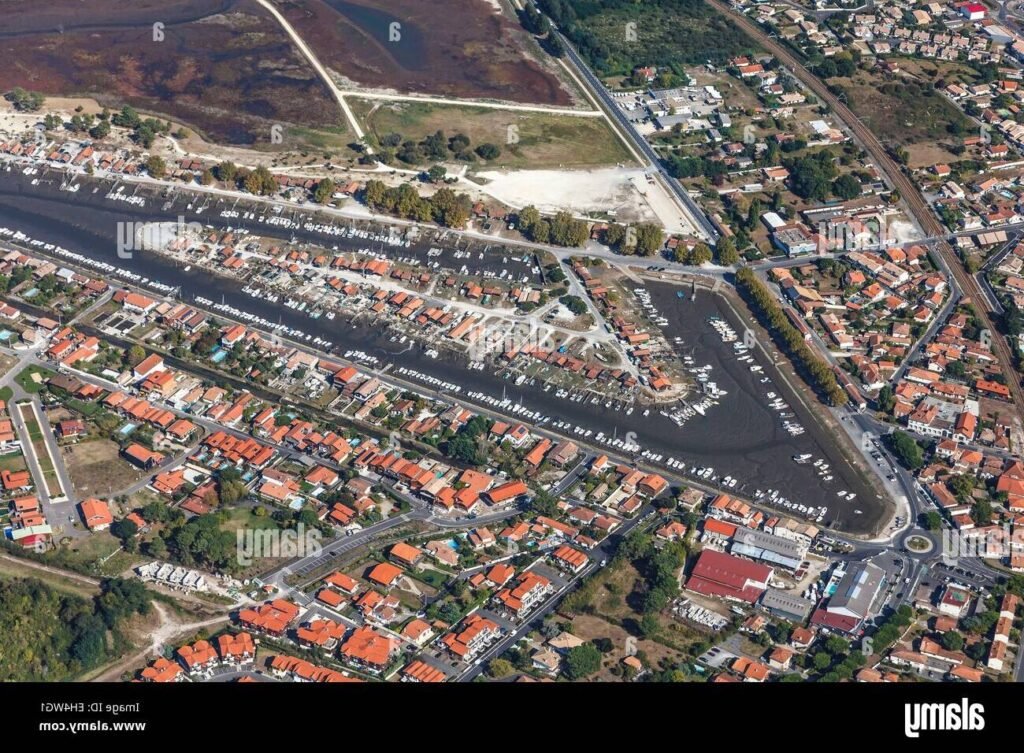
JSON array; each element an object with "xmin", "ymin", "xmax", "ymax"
[{"xmin": 0, "ymin": 169, "xmax": 886, "ymax": 533}]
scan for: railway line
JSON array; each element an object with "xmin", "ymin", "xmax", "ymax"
[{"xmin": 708, "ymin": 0, "xmax": 1024, "ymax": 422}]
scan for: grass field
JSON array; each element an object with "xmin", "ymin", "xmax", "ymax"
[
  {"xmin": 64, "ymin": 439, "xmax": 144, "ymax": 498},
  {"xmin": 0, "ymin": 554, "xmax": 100, "ymax": 599},
  {"xmin": 351, "ymin": 99, "xmax": 633, "ymax": 169},
  {"xmin": 0, "ymin": 451, "xmax": 28, "ymax": 474},
  {"xmin": 15, "ymin": 365, "xmax": 54, "ymax": 394},
  {"xmin": 832, "ymin": 72, "xmax": 971, "ymax": 149},
  {"xmin": 46, "ymin": 531, "xmax": 139, "ymax": 577},
  {"xmin": 557, "ymin": 0, "xmax": 757, "ymax": 77}
]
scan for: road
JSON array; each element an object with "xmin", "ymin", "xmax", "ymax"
[
  {"xmin": 709, "ymin": 0, "xmax": 1024, "ymax": 428},
  {"xmin": 332, "ymin": 87, "xmax": 604, "ymax": 117},
  {"xmin": 252, "ymin": 0, "xmax": 366, "ymax": 142},
  {"xmin": 458, "ymin": 503, "xmax": 654, "ymax": 682},
  {"xmin": 30, "ymin": 398, "xmax": 75, "ymax": 503},
  {"xmin": 553, "ymin": 29, "xmax": 720, "ymax": 242}
]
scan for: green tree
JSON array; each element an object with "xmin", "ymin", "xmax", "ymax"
[
  {"xmin": 832, "ymin": 173, "xmax": 862, "ymax": 200},
  {"xmin": 244, "ymin": 166, "xmax": 277, "ymax": 196},
  {"xmin": 888, "ymin": 431, "xmax": 924, "ymax": 470},
  {"xmin": 716, "ymin": 236, "xmax": 739, "ymax": 265},
  {"xmin": 314, "ymin": 178, "xmax": 336, "ymax": 204},
  {"xmin": 634, "ymin": 223, "xmax": 665, "ymax": 256},
  {"xmin": 5, "ymin": 87, "xmax": 44, "ymax": 112},
  {"xmin": 921, "ymin": 510, "xmax": 943, "ymax": 531},
  {"xmin": 126, "ymin": 345, "xmax": 146, "ymax": 368},
  {"xmin": 110, "ymin": 518, "xmax": 138, "ymax": 543},
  {"xmin": 475, "ymin": 143, "xmax": 501, "ymax": 160},
  {"xmin": 689, "ymin": 243, "xmax": 713, "ymax": 265},
  {"xmin": 488, "ymin": 658, "xmax": 514, "ymax": 677},
  {"xmin": 941, "ymin": 631, "xmax": 964, "ymax": 651},
  {"xmin": 214, "ymin": 161, "xmax": 238, "ymax": 184},
  {"xmin": 564, "ymin": 643, "xmax": 602, "ymax": 679},
  {"xmin": 145, "ymin": 155, "xmax": 167, "ymax": 179}
]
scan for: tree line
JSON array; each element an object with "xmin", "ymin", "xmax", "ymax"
[
  {"xmin": 735, "ymin": 268, "xmax": 848, "ymax": 406},
  {"xmin": 0, "ymin": 577, "xmax": 150, "ymax": 681},
  {"xmin": 362, "ymin": 179, "xmax": 472, "ymax": 228}
]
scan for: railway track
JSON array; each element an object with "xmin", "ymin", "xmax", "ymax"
[{"xmin": 708, "ymin": 0, "xmax": 1024, "ymax": 421}]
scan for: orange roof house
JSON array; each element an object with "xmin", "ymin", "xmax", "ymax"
[
  {"xmin": 368, "ymin": 561, "xmax": 404, "ymax": 588},
  {"xmin": 340, "ymin": 625, "xmax": 396, "ymax": 670},
  {"xmin": 79, "ymin": 498, "xmax": 113, "ymax": 530},
  {"xmin": 389, "ymin": 542, "xmax": 424, "ymax": 568}
]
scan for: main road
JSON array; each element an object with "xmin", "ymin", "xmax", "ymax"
[{"xmin": 553, "ymin": 29, "xmax": 721, "ymax": 242}]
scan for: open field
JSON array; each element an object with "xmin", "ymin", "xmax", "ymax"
[
  {"xmin": 0, "ymin": 353, "xmax": 18, "ymax": 380},
  {"xmin": 0, "ymin": 451, "xmax": 27, "ymax": 474},
  {"xmin": 14, "ymin": 365, "xmax": 53, "ymax": 394},
  {"xmin": 568, "ymin": 613, "xmax": 692, "ymax": 681},
  {"xmin": 0, "ymin": 0, "xmax": 342, "ymax": 146},
  {"xmin": 351, "ymin": 99, "xmax": 632, "ymax": 169},
  {"xmin": 831, "ymin": 71, "xmax": 972, "ymax": 152},
  {"xmin": 549, "ymin": 0, "xmax": 757, "ymax": 78},
  {"xmin": 0, "ymin": 554, "xmax": 100, "ymax": 599},
  {"xmin": 277, "ymin": 0, "xmax": 573, "ymax": 105},
  {"xmin": 46, "ymin": 530, "xmax": 140, "ymax": 576},
  {"xmin": 64, "ymin": 439, "xmax": 146, "ymax": 498}
]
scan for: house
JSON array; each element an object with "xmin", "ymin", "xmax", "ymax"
[
  {"xmin": 140, "ymin": 657, "xmax": 183, "ymax": 683},
  {"xmin": 176, "ymin": 640, "xmax": 218, "ymax": 675},
  {"xmin": 401, "ymin": 618, "xmax": 436, "ymax": 646},
  {"xmin": 79, "ymin": 498, "xmax": 113, "ymax": 531},
  {"xmin": 133, "ymin": 353, "xmax": 165, "ymax": 380},
  {"xmin": 441, "ymin": 614, "xmax": 501, "ymax": 661},
  {"xmin": 216, "ymin": 632, "xmax": 255, "ymax": 665},
  {"xmin": 237, "ymin": 599, "xmax": 301, "ymax": 636},
  {"xmin": 495, "ymin": 571, "xmax": 553, "ymax": 620},
  {"xmin": 401, "ymin": 660, "xmax": 446, "ymax": 683},
  {"xmin": 1, "ymin": 469, "xmax": 32, "ymax": 491},
  {"xmin": 368, "ymin": 561, "xmax": 404, "ymax": 589},
  {"xmin": 56, "ymin": 419, "xmax": 86, "ymax": 440},
  {"xmin": 389, "ymin": 542, "xmax": 423, "ymax": 569},
  {"xmin": 550, "ymin": 544, "xmax": 588, "ymax": 574},
  {"xmin": 340, "ymin": 625, "xmax": 398, "ymax": 671},
  {"xmin": 269, "ymin": 655, "xmax": 359, "ymax": 683},
  {"xmin": 656, "ymin": 521, "xmax": 688, "ymax": 542},
  {"xmin": 938, "ymin": 584, "xmax": 972, "ymax": 617},
  {"xmin": 122, "ymin": 443, "xmax": 165, "ymax": 469}
]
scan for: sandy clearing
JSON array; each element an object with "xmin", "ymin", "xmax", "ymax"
[{"xmin": 471, "ymin": 166, "xmax": 696, "ymax": 234}]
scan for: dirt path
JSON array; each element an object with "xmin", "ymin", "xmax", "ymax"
[
  {"xmin": 0, "ymin": 554, "xmax": 100, "ymax": 588},
  {"xmin": 253, "ymin": 0, "xmax": 366, "ymax": 141},
  {"xmin": 92, "ymin": 602, "xmax": 230, "ymax": 682}
]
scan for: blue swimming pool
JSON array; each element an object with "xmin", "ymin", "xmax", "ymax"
[
  {"xmin": 118, "ymin": 422, "xmax": 137, "ymax": 435},
  {"xmin": 210, "ymin": 348, "xmax": 228, "ymax": 363}
]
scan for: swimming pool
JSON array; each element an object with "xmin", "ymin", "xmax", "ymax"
[
  {"xmin": 118, "ymin": 422, "xmax": 137, "ymax": 435},
  {"xmin": 210, "ymin": 348, "xmax": 228, "ymax": 363}
]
